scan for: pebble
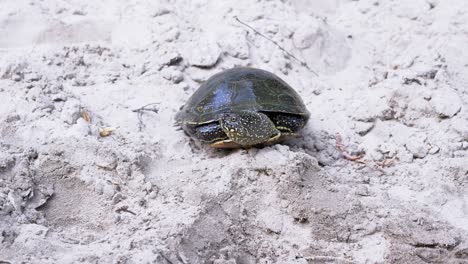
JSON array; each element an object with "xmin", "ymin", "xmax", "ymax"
[
  {"xmin": 153, "ymin": 7, "xmax": 170, "ymax": 17},
  {"xmin": 13, "ymin": 74, "xmax": 23, "ymax": 82},
  {"xmin": 112, "ymin": 193, "xmax": 124, "ymax": 204},
  {"xmin": 162, "ymin": 68, "xmax": 183, "ymax": 83},
  {"xmin": 355, "ymin": 185, "xmax": 371, "ymax": 196},
  {"xmin": 25, "ymin": 73, "xmax": 41, "ymax": 82},
  {"xmin": 60, "ymin": 99, "xmax": 81, "ymax": 125},
  {"xmin": 428, "ymin": 145, "xmax": 440, "ymax": 154},
  {"xmin": 184, "ymin": 38, "xmax": 221, "ymax": 68},
  {"xmin": 354, "ymin": 121, "xmax": 375, "ymax": 136},
  {"xmin": 398, "ymin": 148, "xmax": 414, "ymax": 163},
  {"xmin": 405, "ymin": 135, "xmax": 429, "ymax": 159},
  {"xmin": 431, "ymin": 89, "xmax": 462, "ymax": 118},
  {"xmin": 379, "ymin": 143, "xmax": 397, "ymax": 157},
  {"xmin": 462, "ymin": 142, "xmax": 468, "ymax": 150}
]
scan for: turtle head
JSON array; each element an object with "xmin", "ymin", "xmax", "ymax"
[{"xmin": 218, "ymin": 111, "xmax": 280, "ymax": 147}]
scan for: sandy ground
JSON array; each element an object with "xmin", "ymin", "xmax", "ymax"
[{"xmin": 1, "ymin": 0, "xmax": 468, "ymax": 263}]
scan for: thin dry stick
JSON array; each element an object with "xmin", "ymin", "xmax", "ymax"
[
  {"xmin": 132, "ymin": 103, "xmax": 160, "ymax": 131},
  {"xmin": 335, "ymin": 133, "xmax": 366, "ymax": 163},
  {"xmin": 115, "ymin": 206, "xmax": 136, "ymax": 215},
  {"xmin": 234, "ymin": 16, "xmax": 318, "ymax": 76},
  {"xmin": 375, "ymin": 157, "xmax": 396, "ymax": 168},
  {"xmin": 335, "ymin": 132, "xmax": 396, "ymax": 170}
]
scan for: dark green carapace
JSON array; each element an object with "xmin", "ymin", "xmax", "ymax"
[{"xmin": 175, "ymin": 67, "xmax": 310, "ymax": 148}]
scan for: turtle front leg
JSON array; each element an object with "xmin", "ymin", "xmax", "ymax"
[{"xmin": 187, "ymin": 122, "xmax": 229, "ymax": 144}]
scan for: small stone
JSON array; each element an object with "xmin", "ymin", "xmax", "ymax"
[
  {"xmin": 144, "ymin": 182, "xmax": 153, "ymax": 193},
  {"xmin": 102, "ymin": 184, "xmax": 115, "ymax": 199},
  {"xmin": 60, "ymin": 98, "xmax": 81, "ymax": 125},
  {"xmin": 25, "ymin": 73, "xmax": 41, "ymax": 82},
  {"xmin": 52, "ymin": 93, "xmax": 66, "ymax": 102},
  {"xmin": 13, "ymin": 74, "xmax": 23, "ymax": 82},
  {"xmin": 353, "ymin": 94, "xmax": 393, "ymax": 122},
  {"xmin": 26, "ymin": 185, "xmax": 54, "ymax": 209},
  {"xmin": 405, "ymin": 135, "xmax": 429, "ymax": 159},
  {"xmin": 112, "ymin": 193, "xmax": 124, "ymax": 204},
  {"xmin": 164, "ymin": 28, "xmax": 180, "ymax": 42},
  {"xmin": 158, "ymin": 52, "xmax": 183, "ymax": 69},
  {"xmin": 258, "ymin": 209, "xmax": 283, "ymax": 234},
  {"xmin": 72, "ymin": 79, "xmax": 87, "ymax": 87},
  {"xmin": 148, "ymin": 190, "xmax": 158, "ymax": 199},
  {"xmin": 41, "ymin": 104, "xmax": 55, "ymax": 114},
  {"xmin": 178, "ymin": 82, "xmax": 190, "ymax": 91},
  {"xmin": 171, "ymin": 70, "xmax": 184, "ymax": 83},
  {"xmin": 72, "ymin": 10, "xmax": 86, "ymax": 16},
  {"xmin": 161, "ymin": 68, "xmax": 184, "ymax": 83},
  {"xmin": 415, "ymin": 248, "xmax": 446, "ymax": 263},
  {"xmin": 398, "ymin": 149, "xmax": 414, "ymax": 163},
  {"xmin": 161, "ymin": 68, "xmax": 172, "ymax": 80},
  {"xmin": 186, "ymin": 67, "xmax": 216, "ymax": 83},
  {"xmin": 428, "ymin": 145, "xmax": 440, "ymax": 154},
  {"xmin": 219, "ymin": 31, "xmax": 249, "ymax": 60},
  {"xmin": 354, "ymin": 121, "xmax": 375, "ymax": 136},
  {"xmin": 266, "ymin": 24, "xmax": 278, "ymax": 34},
  {"xmin": 153, "ymin": 8, "xmax": 170, "ymax": 17},
  {"xmin": 355, "ymin": 186, "xmax": 370, "ymax": 196},
  {"xmin": 95, "ymin": 155, "xmax": 117, "ymax": 171},
  {"xmin": 461, "ymin": 142, "xmax": 468, "ymax": 150},
  {"xmin": 431, "ymin": 89, "xmax": 462, "ymax": 118},
  {"xmin": 379, "ymin": 143, "xmax": 397, "ymax": 157},
  {"xmin": 184, "ymin": 38, "xmax": 221, "ymax": 68}
]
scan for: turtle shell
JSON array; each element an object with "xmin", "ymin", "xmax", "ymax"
[{"xmin": 176, "ymin": 67, "xmax": 310, "ymax": 125}]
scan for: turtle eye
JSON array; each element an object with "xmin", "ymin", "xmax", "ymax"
[{"xmin": 229, "ymin": 117, "xmax": 237, "ymax": 122}]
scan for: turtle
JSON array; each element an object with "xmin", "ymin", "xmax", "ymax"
[{"xmin": 175, "ymin": 67, "xmax": 310, "ymax": 148}]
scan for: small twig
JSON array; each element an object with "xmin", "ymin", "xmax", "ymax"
[
  {"xmin": 132, "ymin": 103, "xmax": 160, "ymax": 131},
  {"xmin": 335, "ymin": 133, "xmax": 366, "ymax": 163},
  {"xmin": 234, "ymin": 16, "xmax": 318, "ymax": 76},
  {"xmin": 115, "ymin": 206, "xmax": 136, "ymax": 215},
  {"xmin": 374, "ymin": 157, "xmax": 396, "ymax": 168},
  {"xmin": 335, "ymin": 133, "xmax": 396, "ymax": 171},
  {"xmin": 132, "ymin": 102, "xmax": 160, "ymax": 113}
]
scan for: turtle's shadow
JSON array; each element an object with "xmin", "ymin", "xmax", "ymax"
[{"xmin": 285, "ymin": 124, "xmax": 320, "ymax": 154}]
